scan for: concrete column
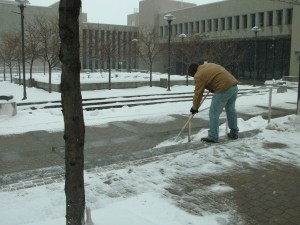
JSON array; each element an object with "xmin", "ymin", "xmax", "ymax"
[{"xmin": 289, "ymin": 5, "xmax": 300, "ymax": 76}]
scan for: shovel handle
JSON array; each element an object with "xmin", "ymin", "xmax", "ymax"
[{"xmin": 175, "ymin": 91, "xmax": 210, "ymax": 141}]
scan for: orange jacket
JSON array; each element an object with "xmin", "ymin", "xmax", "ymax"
[{"xmin": 193, "ymin": 63, "xmax": 238, "ymax": 110}]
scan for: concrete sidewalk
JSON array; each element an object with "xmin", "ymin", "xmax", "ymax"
[
  {"xmin": 0, "ymin": 105, "xmax": 295, "ymax": 179},
  {"xmin": 0, "ymin": 106, "xmax": 299, "ymax": 225},
  {"xmin": 0, "ymin": 114, "xmax": 211, "ymax": 184}
]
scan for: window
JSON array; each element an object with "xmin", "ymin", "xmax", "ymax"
[
  {"xmin": 174, "ymin": 24, "xmax": 178, "ymax": 35},
  {"xmin": 268, "ymin": 11, "xmax": 273, "ymax": 26},
  {"xmin": 235, "ymin": 16, "xmax": 240, "ymax": 29},
  {"xmin": 220, "ymin": 18, "xmax": 225, "ymax": 30},
  {"xmin": 164, "ymin": 25, "xmax": 168, "ymax": 37},
  {"xmin": 286, "ymin": 8, "xmax": 293, "ymax": 24},
  {"xmin": 214, "ymin": 18, "xmax": 218, "ymax": 31},
  {"xmin": 190, "ymin": 22, "xmax": 194, "ymax": 33},
  {"xmin": 276, "ymin": 10, "xmax": 283, "ymax": 25},
  {"xmin": 184, "ymin": 23, "xmax": 188, "ymax": 34},
  {"xmin": 259, "ymin": 12, "xmax": 264, "ymax": 27},
  {"xmin": 179, "ymin": 24, "xmax": 183, "ymax": 34},
  {"xmin": 227, "ymin": 17, "xmax": 232, "ymax": 30},
  {"xmin": 242, "ymin": 15, "xmax": 247, "ymax": 28},
  {"xmin": 195, "ymin": 21, "xmax": 200, "ymax": 33},
  {"xmin": 207, "ymin": 19, "xmax": 212, "ymax": 32},
  {"xmin": 201, "ymin": 20, "xmax": 206, "ymax": 32},
  {"xmin": 251, "ymin": 13, "xmax": 256, "ymax": 27}
]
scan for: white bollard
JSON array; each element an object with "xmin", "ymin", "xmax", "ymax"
[
  {"xmin": 188, "ymin": 120, "xmax": 191, "ymax": 142},
  {"xmin": 268, "ymin": 87, "xmax": 272, "ymax": 123}
]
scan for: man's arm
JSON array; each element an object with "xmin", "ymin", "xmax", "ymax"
[{"xmin": 192, "ymin": 78, "xmax": 205, "ymax": 110}]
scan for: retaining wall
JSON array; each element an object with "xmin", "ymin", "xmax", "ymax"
[{"xmin": 13, "ymin": 77, "xmax": 194, "ymax": 93}]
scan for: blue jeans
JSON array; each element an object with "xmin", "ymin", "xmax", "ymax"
[{"xmin": 208, "ymin": 85, "xmax": 239, "ymax": 142}]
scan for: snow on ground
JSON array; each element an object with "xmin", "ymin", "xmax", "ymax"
[
  {"xmin": 0, "ymin": 72, "xmax": 297, "ymax": 135},
  {"xmin": 0, "ymin": 72, "xmax": 299, "ymax": 225}
]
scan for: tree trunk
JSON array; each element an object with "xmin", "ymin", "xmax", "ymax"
[
  {"xmin": 48, "ymin": 64, "xmax": 52, "ymax": 93},
  {"xmin": 108, "ymin": 57, "xmax": 111, "ymax": 90},
  {"xmin": 58, "ymin": 1, "xmax": 85, "ymax": 225},
  {"xmin": 150, "ymin": 64, "xmax": 152, "ymax": 87},
  {"xmin": 3, "ymin": 62, "xmax": 6, "ymax": 81},
  {"xmin": 9, "ymin": 66, "xmax": 12, "ymax": 83},
  {"xmin": 18, "ymin": 62, "xmax": 21, "ymax": 85},
  {"xmin": 30, "ymin": 59, "xmax": 34, "ymax": 87}
]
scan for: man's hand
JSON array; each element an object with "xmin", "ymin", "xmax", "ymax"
[{"xmin": 190, "ymin": 107, "xmax": 198, "ymax": 114}]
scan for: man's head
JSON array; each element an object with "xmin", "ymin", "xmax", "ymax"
[{"xmin": 188, "ymin": 63, "xmax": 199, "ymax": 77}]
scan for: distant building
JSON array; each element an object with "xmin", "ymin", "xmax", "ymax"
[
  {"xmin": 153, "ymin": 0, "xmax": 300, "ymax": 79},
  {"xmin": 0, "ymin": 0, "xmax": 299, "ymax": 79}
]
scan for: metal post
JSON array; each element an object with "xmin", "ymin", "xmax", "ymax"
[
  {"xmin": 20, "ymin": 4, "xmax": 27, "ymax": 100},
  {"xmin": 252, "ymin": 26, "xmax": 260, "ymax": 87},
  {"xmin": 179, "ymin": 33, "xmax": 187, "ymax": 86},
  {"xmin": 132, "ymin": 38, "xmax": 138, "ymax": 72},
  {"xmin": 254, "ymin": 31, "xmax": 257, "ymax": 86},
  {"xmin": 225, "ymin": 119, "xmax": 228, "ymax": 135},
  {"xmin": 295, "ymin": 50, "xmax": 300, "ymax": 115},
  {"xmin": 164, "ymin": 13, "xmax": 175, "ymax": 91},
  {"xmin": 188, "ymin": 119, "xmax": 191, "ymax": 142},
  {"xmin": 268, "ymin": 87, "xmax": 272, "ymax": 123},
  {"xmin": 134, "ymin": 41, "xmax": 137, "ymax": 72},
  {"xmin": 167, "ymin": 20, "xmax": 171, "ymax": 91},
  {"xmin": 181, "ymin": 37, "xmax": 184, "ymax": 77},
  {"xmin": 298, "ymin": 61, "xmax": 300, "ymax": 115}
]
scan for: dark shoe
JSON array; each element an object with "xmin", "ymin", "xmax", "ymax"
[
  {"xmin": 227, "ymin": 133, "xmax": 238, "ymax": 140},
  {"xmin": 201, "ymin": 137, "xmax": 217, "ymax": 143}
]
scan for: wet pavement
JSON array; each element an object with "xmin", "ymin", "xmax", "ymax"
[{"xmin": 0, "ymin": 105, "xmax": 299, "ymax": 225}]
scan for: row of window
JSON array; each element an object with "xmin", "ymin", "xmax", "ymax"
[{"xmin": 161, "ymin": 8, "xmax": 293, "ymax": 37}]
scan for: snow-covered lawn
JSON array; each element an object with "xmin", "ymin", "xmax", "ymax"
[{"xmin": 0, "ymin": 72, "xmax": 299, "ymax": 225}]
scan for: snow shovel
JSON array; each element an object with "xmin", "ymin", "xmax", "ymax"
[
  {"xmin": 188, "ymin": 115, "xmax": 192, "ymax": 142},
  {"xmin": 175, "ymin": 91, "xmax": 210, "ymax": 142}
]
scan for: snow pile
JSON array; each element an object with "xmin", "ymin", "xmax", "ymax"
[
  {"xmin": 0, "ymin": 73, "xmax": 299, "ymax": 225},
  {"xmin": 1, "ymin": 115, "xmax": 300, "ymax": 225}
]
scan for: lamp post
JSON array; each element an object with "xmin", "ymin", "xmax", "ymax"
[
  {"xmin": 164, "ymin": 13, "xmax": 175, "ymax": 91},
  {"xmin": 295, "ymin": 49, "xmax": 300, "ymax": 115},
  {"xmin": 15, "ymin": 0, "xmax": 29, "ymax": 100},
  {"xmin": 251, "ymin": 26, "xmax": 261, "ymax": 87},
  {"xmin": 132, "ymin": 38, "xmax": 138, "ymax": 72},
  {"xmin": 179, "ymin": 33, "xmax": 187, "ymax": 85}
]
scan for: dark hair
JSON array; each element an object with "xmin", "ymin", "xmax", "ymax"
[{"xmin": 188, "ymin": 63, "xmax": 199, "ymax": 77}]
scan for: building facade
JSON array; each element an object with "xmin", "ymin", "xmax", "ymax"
[
  {"xmin": 81, "ymin": 23, "xmax": 138, "ymax": 72},
  {"xmin": 0, "ymin": 0, "xmax": 299, "ymax": 79},
  {"xmin": 154, "ymin": 0, "xmax": 300, "ymax": 79}
]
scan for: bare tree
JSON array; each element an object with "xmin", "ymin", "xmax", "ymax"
[
  {"xmin": 173, "ymin": 35, "xmax": 202, "ymax": 65},
  {"xmin": 0, "ymin": 44, "xmax": 6, "ymax": 81},
  {"xmin": 25, "ymin": 20, "xmax": 42, "ymax": 87},
  {"xmin": 35, "ymin": 15, "xmax": 60, "ymax": 93},
  {"xmin": 0, "ymin": 32, "xmax": 20, "ymax": 83},
  {"xmin": 59, "ymin": 1, "xmax": 85, "ymax": 225},
  {"xmin": 202, "ymin": 39, "xmax": 245, "ymax": 67},
  {"xmin": 172, "ymin": 35, "xmax": 203, "ymax": 84},
  {"xmin": 138, "ymin": 27, "xmax": 163, "ymax": 87},
  {"xmin": 100, "ymin": 28, "xmax": 115, "ymax": 89},
  {"xmin": 14, "ymin": 32, "xmax": 22, "ymax": 85},
  {"xmin": 270, "ymin": 0, "xmax": 300, "ymax": 4},
  {"xmin": 97, "ymin": 27, "xmax": 131, "ymax": 89}
]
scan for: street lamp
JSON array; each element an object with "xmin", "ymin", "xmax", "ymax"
[
  {"xmin": 251, "ymin": 25, "xmax": 261, "ymax": 87},
  {"xmin": 15, "ymin": 0, "xmax": 29, "ymax": 100},
  {"xmin": 164, "ymin": 13, "xmax": 175, "ymax": 91},
  {"xmin": 295, "ymin": 49, "xmax": 300, "ymax": 115},
  {"xmin": 179, "ymin": 33, "xmax": 187, "ymax": 85},
  {"xmin": 132, "ymin": 38, "xmax": 138, "ymax": 72}
]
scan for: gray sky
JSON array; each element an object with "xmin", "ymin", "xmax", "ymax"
[{"xmin": 28, "ymin": 0, "xmax": 223, "ymax": 25}]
